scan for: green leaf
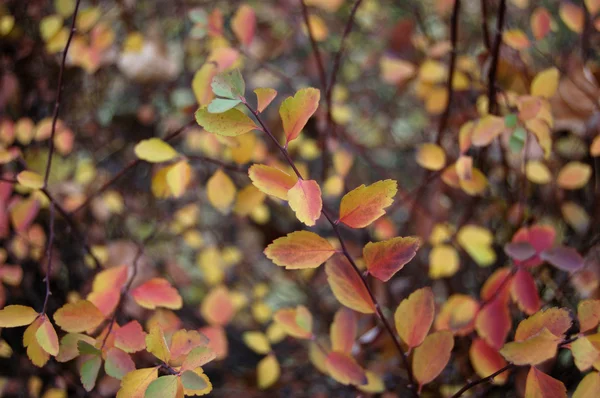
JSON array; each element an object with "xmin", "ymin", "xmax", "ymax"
[
  {"xmin": 80, "ymin": 355, "xmax": 102, "ymax": 392},
  {"xmin": 509, "ymin": 127, "xmax": 527, "ymax": 153},
  {"xmin": 211, "ymin": 69, "xmax": 245, "ymax": 99},
  {"xmin": 180, "ymin": 370, "xmax": 209, "ymax": 390},
  {"xmin": 504, "ymin": 113, "xmax": 518, "ymax": 129},
  {"xmin": 207, "ymin": 98, "xmax": 242, "ymax": 114},
  {"xmin": 195, "ymin": 107, "xmax": 258, "ymax": 137},
  {"xmin": 144, "ymin": 375, "xmax": 179, "ymax": 398},
  {"xmin": 78, "ymin": 340, "xmax": 101, "ymax": 356}
]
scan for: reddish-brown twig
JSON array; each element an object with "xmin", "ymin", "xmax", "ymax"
[
  {"xmin": 487, "ymin": 0, "xmax": 507, "ymax": 115},
  {"xmin": 450, "ymin": 364, "xmax": 514, "ymax": 398}
]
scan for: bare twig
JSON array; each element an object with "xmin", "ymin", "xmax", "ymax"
[
  {"xmin": 487, "ymin": 0, "xmax": 507, "ymax": 115},
  {"xmin": 43, "ymin": 0, "xmax": 82, "ymax": 186},
  {"xmin": 450, "ymin": 364, "xmax": 514, "ymax": 398},
  {"xmin": 436, "ymin": 0, "xmax": 461, "ymax": 143},
  {"xmin": 41, "ymin": 203, "xmax": 55, "ymax": 314},
  {"xmin": 480, "ymin": 0, "xmax": 491, "ymax": 50},
  {"xmin": 299, "ymin": 0, "xmax": 328, "ymax": 91},
  {"xmin": 242, "ymin": 98, "xmax": 418, "ymax": 394}
]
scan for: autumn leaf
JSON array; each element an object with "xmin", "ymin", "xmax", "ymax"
[
  {"xmin": 416, "ymin": 143, "xmax": 446, "ymax": 170},
  {"xmin": 412, "ymin": 331, "xmax": 454, "ymax": 387},
  {"xmin": 325, "ymin": 255, "xmax": 375, "ymax": 314},
  {"xmin": 134, "ymin": 138, "xmax": 179, "ymax": 163},
  {"xmin": 243, "ymin": 331, "xmax": 271, "ymax": 354},
  {"xmin": 525, "ymin": 366, "xmax": 567, "ymax": 398},
  {"xmin": 510, "ymin": 268, "xmax": 541, "ymax": 315},
  {"xmin": 53, "ymin": 300, "xmax": 104, "ymax": 333},
  {"xmin": 116, "ymin": 367, "xmax": 159, "ymax": 398},
  {"xmin": 578, "ymin": 300, "xmax": 600, "ymax": 333},
  {"xmin": 207, "ymin": 169, "xmax": 236, "ymax": 214},
  {"xmin": 131, "ymin": 278, "xmax": 183, "ymax": 310},
  {"xmin": 469, "ymin": 338, "xmax": 509, "ymax": 385},
  {"xmin": 195, "ymin": 107, "xmax": 258, "ymax": 136},
  {"xmin": 35, "ymin": 316, "xmax": 59, "ymax": 356},
  {"xmin": 541, "ymin": 246, "xmax": 584, "ymax": 272},
  {"xmin": 145, "ymin": 375, "xmax": 181, "ymax": 398},
  {"xmin": 273, "ymin": 305, "xmax": 313, "ymax": 339},
  {"xmin": 531, "ymin": 67, "xmax": 559, "ymax": 98},
  {"xmin": 146, "ymin": 325, "xmax": 171, "ymax": 363},
  {"xmin": 330, "ymin": 308, "xmax": 357, "ymax": 355},
  {"xmin": 325, "ymin": 352, "xmax": 367, "ymax": 386},
  {"xmin": 500, "ymin": 328, "xmax": 561, "ymax": 365},
  {"xmin": 0, "ymin": 305, "xmax": 38, "ymax": 327},
  {"xmin": 338, "ymin": 180, "xmax": 397, "ymax": 228},
  {"xmin": 257, "ymin": 354, "xmax": 280, "ymax": 389},
  {"xmin": 248, "ymin": 164, "xmax": 297, "ymax": 200},
  {"xmin": 394, "ymin": 287, "xmax": 434, "ymax": 348},
  {"xmin": 17, "ymin": 170, "xmax": 45, "ymax": 189},
  {"xmin": 105, "ymin": 347, "xmax": 136, "ymax": 380},
  {"xmin": 287, "ymin": 179, "xmax": 322, "ymax": 226},
  {"xmin": 80, "ymin": 355, "xmax": 102, "ymax": 392},
  {"xmin": 201, "ymin": 285, "xmax": 235, "ymax": 326},
  {"xmin": 114, "ymin": 320, "xmax": 147, "ymax": 353},
  {"xmin": 435, "ymin": 294, "xmax": 479, "ymax": 336},
  {"xmin": 264, "ymin": 231, "xmax": 335, "ymax": 269},
  {"xmin": 232, "ymin": 5, "xmax": 256, "ymax": 46},
  {"xmin": 514, "ymin": 307, "xmax": 572, "ymax": 341},
  {"xmin": 573, "ymin": 371, "xmax": 600, "ymax": 398},
  {"xmin": 363, "ymin": 236, "xmax": 420, "ymax": 281},
  {"xmin": 254, "ymin": 88, "xmax": 277, "ymax": 113},
  {"xmin": 279, "ymin": 87, "xmax": 320, "ymax": 144},
  {"xmin": 475, "ymin": 298, "xmax": 511, "ymax": 349}
]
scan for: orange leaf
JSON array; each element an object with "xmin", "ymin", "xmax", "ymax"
[
  {"xmin": 525, "ymin": 366, "xmax": 567, "ymax": 398},
  {"xmin": 469, "ymin": 338, "xmax": 509, "ymax": 385},
  {"xmin": 480, "ymin": 267, "xmax": 513, "ymax": 304},
  {"xmin": 287, "ymin": 179, "xmax": 322, "ymax": 226},
  {"xmin": 254, "ymin": 88, "xmax": 277, "ymax": 113},
  {"xmin": 325, "ymin": 352, "xmax": 367, "ymax": 386},
  {"xmin": 114, "ymin": 320, "xmax": 147, "ymax": 353},
  {"xmin": 325, "ymin": 255, "xmax": 375, "ymax": 314},
  {"xmin": 279, "ymin": 87, "xmax": 320, "ymax": 144},
  {"xmin": 503, "ymin": 29, "xmax": 531, "ymax": 50},
  {"xmin": 475, "ymin": 298, "xmax": 511, "ymax": 349},
  {"xmin": 338, "ymin": 180, "xmax": 397, "ymax": 228},
  {"xmin": 330, "ymin": 308, "xmax": 357, "ymax": 355},
  {"xmin": 514, "ymin": 307, "xmax": 572, "ymax": 341},
  {"xmin": 131, "ymin": 278, "xmax": 182, "ymax": 310},
  {"xmin": 557, "ymin": 161, "xmax": 592, "ymax": 190},
  {"xmin": 231, "ymin": 4, "xmax": 255, "ymax": 46},
  {"xmin": 578, "ymin": 299, "xmax": 600, "ymax": 333},
  {"xmin": 248, "ymin": 164, "xmax": 297, "ymax": 201},
  {"xmin": 510, "ymin": 268, "xmax": 540, "ymax": 315},
  {"xmin": 53, "ymin": 300, "xmax": 104, "ymax": 333},
  {"xmin": 264, "ymin": 231, "xmax": 335, "ymax": 269},
  {"xmin": 394, "ymin": 287, "xmax": 435, "ymax": 348},
  {"xmin": 435, "ymin": 294, "xmax": 479, "ymax": 336},
  {"xmin": 201, "ymin": 286, "xmax": 235, "ymax": 326},
  {"xmin": 560, "ymin": 3, "xmax": 584, "ymax": 33},
  {"xmin": 471, "ymin": 115, "xmax": 505, "ymax": 147},
  {"xmin": 531, "ymin": 7, "xmax": 552, "ymax": 40},
  {"xmin": 363, "ymin": 236, "xmax": 420, "ymax": 282},
  {"xmin": 412, "ymin": 330, "xmax": 454, "ymax": 387},
  {"xmin": 199, "ymin": 325, "xmax": 228, "ymax": 360},
  {"xmin": 500, "ymin": 328, "xmax": 560, "ymax": 365},
  {"xmin": 273, "ymin": 305, "xmax": 313, "ymax": 339}
]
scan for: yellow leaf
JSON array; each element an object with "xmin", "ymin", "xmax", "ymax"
[
  {"xmin": 257, "ymin": 354, "xmax": 280, "ymax": 389},
  {"xmin": 531, "ymin": 68, "xmax": 559, "ymax": 98},
  {"xmin": 116, "ymin": 367, "xmax": 159, "ymax": 398},
  {"xmin": 254, "ymin": 88, "xmax": 277, "ymax": 113},
  {"xmin": 429, "ymin": 244, "xmax": 460, "ymax": 278},
  {"xmin": 166, "ymin": 160, "xmax": 192, "ymax": 198},
  {"xmin": 0, "ymin": 305, "xmax": 38, "ymax": 327},
  {"xmin": 195, "ymin": 107, "xmax": 258, "ymax": 137},
  {"xmin": 525, "ymin": 160, "xmax": 552, "ymax": 184},
  {"xmin": 242, "ymin": 331, "xmax": 271, "ymax": 354},
  {"xmin": 40, "ymin": 15, "xmax": 63, "ymax": 41},
  {"xmin": 134, "ymin": 138, "xmax": 178, "ymax": 163},
  {"xmin": 206, "ymin": 169, "xmax": 236, "ymax": 213},
  {"xmin": 500, "ymin": 328, "xmax": 560, "ymax": 365},
  {"xmin": 146, "ymin": 326, "xmax": 170, "ymax": 364},
  {"xmin": 338, "ymin": 180, "xmax": 397, "ymax": 229},
  {"xmin": 35, "ymin": 317, "xmax": 59, "ymax": 356},
  {"xmin": 17, "ymin": 171, "xmax": 44, "ymax": 190},
  {"xmin": 302, "ymin": 15, "xmax": 328, "ymax": 41},
  {"xmin": 416, "ymin": 143, "xmax": 446, "ymax": 171}
]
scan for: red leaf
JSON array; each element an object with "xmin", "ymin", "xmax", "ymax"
[
  {"xmin": 511, "ymin": 268, "xmax": 540, "ymax": 315},
  {"xmin": 363, "ymin": 236, "xmax": 420, "ymax": 282}
]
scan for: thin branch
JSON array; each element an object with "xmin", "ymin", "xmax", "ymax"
[
  {"xmin": 186, "ymin": 155, "xmax": 248, "ymax": 173},
  {"xmin": 242, "ymin": 98, "xmax": 418, "ymax": 394},
  {"xmin": 299, "ymin": 0, "xmax": 328, "ymax": 91},
  {"xmin": 70, "ymin": 119, "xmax": 196, "ymax": 215},
  {"xmin": 450, "ymin": 364, "xmax": 514, "ymax": 398},
  {"xmin": 436, "ymin": 0, "xmax": 461, "ymax": 143},
  {"xmin": 480, "ymin": 0, "xmax": 491, "ymax": 50},
  {"xmin": 487, "ymin": 0, "xmax": 507, "ymax": 115},
  {"xmin": 43, "ymin": 0, "xmax": 82, "ymax": 186},
  {"xmin": 41, "ymin": 203, "xmax": 55, "ymax": 314},
  {"xmin": 323, "ymin": 0, "xmax": 364, "ymax": 179}
]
